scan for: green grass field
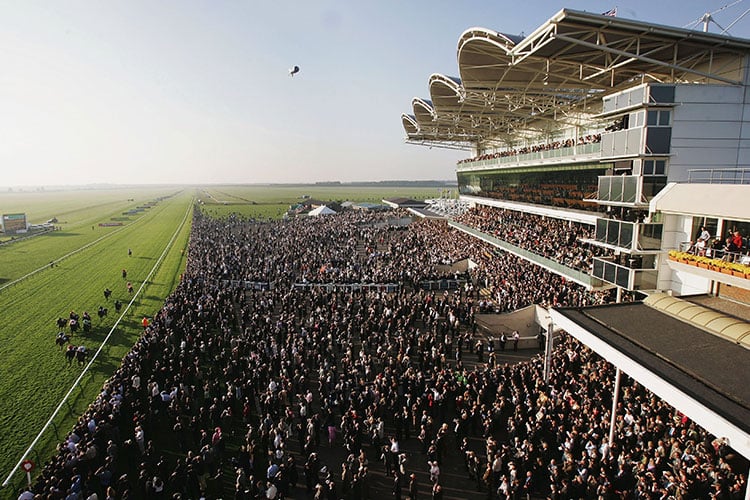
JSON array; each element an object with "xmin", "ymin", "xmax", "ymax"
[
  {"xmin": 0, "ymin": 188, "xmax": 192, "ymax": 493},
  {"xmin": 0, "ymin": 187, "xmax": 181, "ymax": 244},
  {"xmin": 198, "ymin": 184, "xmax": 447, "ymax": 219}
]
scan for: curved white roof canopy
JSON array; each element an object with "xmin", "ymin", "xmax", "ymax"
[
  {"xmin": 401, "ymin": 114, "xmax": 419, "ymax": 136},
  {"xmin": 403, "ymin": 8, "xmax": 750, "ymax": 148}
]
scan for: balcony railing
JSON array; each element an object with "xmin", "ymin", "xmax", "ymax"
[
  {"xmin": 592, "ymin": 257, "xmax": 658, "ymax": 290},
  {"xmin": 595, "ymin": 175, "xmax": 667, "ymax": 205},
  {"xmin": 686, "ymin": 168, "xmax": 750, "ymax": 184},
  {"xmin": 594, "ymin": 219, "xmax": 663, "ymax": 251},
  {"xmin": 677, "ymin": 242, "xmax": 750, "ymax": 262},
  {"xmin": 456, "ymin": 142, "xmax": 601, "ymax": 171},
  {"xmin": 598, "ymin": 175, "xmax": 639, "ymax": 204},
  {"xmin": 600, "ymin": 128, "xmax": 643, "ymax": 158}
]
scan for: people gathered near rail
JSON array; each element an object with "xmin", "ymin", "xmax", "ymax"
[{"xmin": 26, "ymin": 209, "xmax": 746, "ymax": 499}]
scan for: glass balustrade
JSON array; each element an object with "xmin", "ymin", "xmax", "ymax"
[
  {"xmin": 457, "ymin": 142, "xmax": 601, "ymax": 171},
  {"xmin": 595, "ymin": 219, "xmax": 662, "ymax": 251}
]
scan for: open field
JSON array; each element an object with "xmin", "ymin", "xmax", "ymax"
[
  {"xmin": 0, "ymin": 188, "xmax": 193, "ymax": 491},
  {"xmin": 198, "ymin": 184, "xmax": 450, "ymax": 219},
  {"xmin": 0, "ymin": 187, "xmax": 179, "ymax": 285},
  {"xmin": 0, "ymin": 186, "xmax": 180, "ymax": 244}
]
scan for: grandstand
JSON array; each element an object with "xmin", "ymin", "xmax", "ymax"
[{"xmin": 402, "ymin": 6, "xmax": 750, "ymax": 490}]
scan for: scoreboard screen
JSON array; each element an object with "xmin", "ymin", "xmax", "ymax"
[{"xmin": 2, "ymin": 213, "xmax": 27, "ymax": 234}]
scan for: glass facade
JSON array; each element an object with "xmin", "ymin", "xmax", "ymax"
[{"xmin": 457, "ymin": 164, "xmax": 608, "ymax": 211}]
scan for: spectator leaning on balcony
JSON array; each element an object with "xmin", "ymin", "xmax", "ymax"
[
  {"xmin": 723, "ymin": 236, "xmax": 741, "ymax": 261},
  {"xmin": 721, "ymin": 230, "xmax": 745, "ymax": 261},
  {"xmin": 709, "ymin": 237, "xmax": 724, "ymax": 258}
]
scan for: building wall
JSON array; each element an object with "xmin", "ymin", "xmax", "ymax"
[{"xmin": 669, "ymin": 83, "xmax": 750, "ymax": 181}]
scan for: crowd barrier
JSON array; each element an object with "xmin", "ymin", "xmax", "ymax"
[
  {"xmin": 418, "ymin": 279, "xmax": 465, "ymax": 291},
  {"xmin": 293, "ymin": 282, "xmax": 400, "ymax": 292},
  {"xmin": 220, "ymin": 280, "xmax": 275, "ymax": 290}
]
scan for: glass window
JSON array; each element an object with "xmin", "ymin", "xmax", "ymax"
[
  {"xmin": 606, "ymin": 220, "xmax": 620, "ymax": 245},
  {"xmin": 646, "ymin": 128, "xmax": 671, "ymax": 154},
  {"xmin": 646, "ymin": 110, "xmax": 671, "ymax": 127},
  {"xmin": 593, "ymin": 259, "xmax": 605, "ymax": 278},
  {"xmin": 596, "ymin": 219, "xmax": 608, "ymax": 242},
  {"xmin": 649, "ymin": 85, "xmax": 675, "ymax": 104},
  {"xmin": 642, "ymin": 159, "xmax": 667, "ymax": 176},
  {"xmin": 642, "ymin": 177, "xmax": 667, "ymax": 198},
  {"xmin": 616, "ymin": 266, "xmax": 630, "ymax": 288},
  {"xmin": 620, "ymin": 222, "xmax": 634, "ymax": 248},
  {"xmin": 604, "ymin": 262, "xmax": 617, "ymax": 283}
]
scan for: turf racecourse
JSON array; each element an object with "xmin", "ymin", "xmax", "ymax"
[
  {"xmin": 198, "ymin": 184, "xmax": 448, "ymax": 219},
  {"xmin": 0, "ymin": 188, "xmax": 192, "ymax": 494}
]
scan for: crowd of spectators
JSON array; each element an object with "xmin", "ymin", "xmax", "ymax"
[
  {"xmin": 24, "ymin": 209, "xmax": 746, "ymax": 499},
  {"xmin": 482, "ymin": 183, "xmax": 600, "ymax": 211},
  {"xmin": 454, "ymin": 206, "xmax": 612, "ymax": 273},
  {"xmin": 458, "ymin": 135, "xmax": 602, "ymax": 165},
  {"xmin": 424, "ymin": 199, "xmax": 471, "ymax": 219}
]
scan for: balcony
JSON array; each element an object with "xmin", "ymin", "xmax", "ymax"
[
  {"xmin": 456, "ymin": 142, "xmax": 601, "ymax": 172},
  {"xmin": 592, "ymin": 257, "xmax": 658, "ymax": 290},
  {"xmin": 600, "ymin": 128, "xmax": 643, "ymax": 158},
  {"xmin": 592, "ymin": 219, "xmax": 663, "ymax": 252},
  {"xmin": 666, "ymin": 251, "xmax": 750, "ymax": 286},
  {"xmin": 600, "ymin": 84, "xmax": 675, "ymax": 116},
  {"xmin": 601, "ymin": 85, "xmax": 648, "ymax": 115},
  {"xmin": 594, "ymin": 175, "xmax": 667, "ymax": 206}
]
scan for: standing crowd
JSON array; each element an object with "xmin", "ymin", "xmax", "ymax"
[
  {"xmin": 454, "ymin": 206, "xmax": 611, "ymax": 273},
  {"xmin": 24, "ymin": 209, "xmax": 746, "ymax": 500}
]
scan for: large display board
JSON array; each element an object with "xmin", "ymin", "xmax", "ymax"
[{"xmin": 2, "ymin": 213, "xmax": 27, "ymax": 234}]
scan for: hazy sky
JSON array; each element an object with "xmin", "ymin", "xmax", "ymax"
[{"xmin": 2, "ymin": 1, "xmax": 750, "ymax": 186}]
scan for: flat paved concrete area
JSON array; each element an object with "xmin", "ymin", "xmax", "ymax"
[{"xmin": 687, "ymin": 294, "xmax": 750, "ymax": 322}]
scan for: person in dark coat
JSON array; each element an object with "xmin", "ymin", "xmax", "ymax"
[
  {"xmin": 408, "ymin": 473, "xmax": 418, "ymax": 500},
  {"xmin": 392, "ymin": 470, "xmax": 402, "ymax": 499}
]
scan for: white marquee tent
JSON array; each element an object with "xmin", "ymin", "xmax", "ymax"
[{"xmin": 308, "ymin": 205, "xmax": 336, "ymax": 216}]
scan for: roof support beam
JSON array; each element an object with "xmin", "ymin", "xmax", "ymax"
[
  {"xmin": 404, "ymin": 139, "xmax": 473, "ymax": 151},
  {"xmin": 512, "ymin": 24, "xmax": 556, "ymax": 65},
  {"xmin": 552, "ymin": 34, "xmax": 742, "ymax": 85}
]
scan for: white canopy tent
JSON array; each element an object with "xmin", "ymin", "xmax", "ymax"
[{"xmin": 308, "ymin": 205, "xmax": 336, "ymax": 216}]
